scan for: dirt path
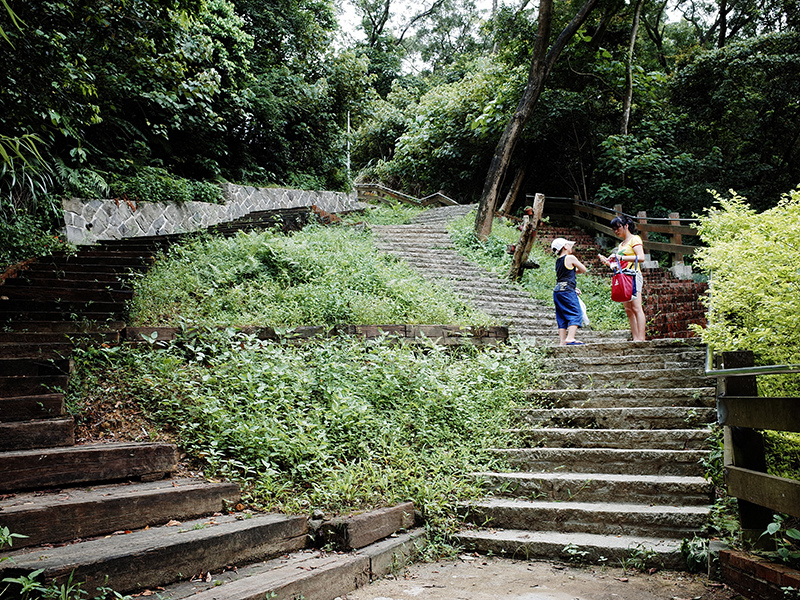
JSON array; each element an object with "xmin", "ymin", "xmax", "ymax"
[{"xmin": 343, "ymin": 556, "xmax": 743, "ymax": 600}]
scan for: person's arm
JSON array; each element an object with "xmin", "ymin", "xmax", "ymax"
[{"xmin": 566, "ymin": 255, "xmax": 588, "ymax": 274}]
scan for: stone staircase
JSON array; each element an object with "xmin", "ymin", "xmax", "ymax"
[
  {"xmin": 0, "ymin": 208, "xmax": 424, "ymax": 600},
  {"xmin": 370, "ymin": 204, "xmax": 626, "ymax": 344},
  {"xmin": 370, "ymin": 204, "xmax": 716, "ymax": 570}
]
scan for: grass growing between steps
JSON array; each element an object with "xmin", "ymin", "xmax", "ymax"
[
  {"xmin": 127, "ymin": 223, "xmax": 494, "ymax": 328},
  {"xmin": 448, "ymin": 211, "xmax": 629, "ymax": 331},
  {"xmin": 68, "ymin": 331, "xmax": 547, "ymax": 552}
]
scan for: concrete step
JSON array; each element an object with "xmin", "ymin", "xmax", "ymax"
[
  {"xmin": 539, "ymin": 368, "xmax": 714, "ymax": 390},
  {"xmin": 508, "ymin": 427, "xmax": 711, "ymax": 450},
  {"xmin": 0, "ymin": 512, "xmax": 308, "ymax": 595},
  {"xmin": 544, "ymin": 338, "xmax": 705, "ymax": 358},
  {"xmin": 159, "ymin": 529, "xmax": 426, "ymax": 600},
  {"xmin": 459, "ymin": 498, "xmax": 709, "ymax": 539},
  {"xmin": 493, "ymin": 447, "xmax": 708, "ymax": 477},
  {"xmin": 0, "ymin": 417, "xmax": 75, "ymax": 450},
  {"xmin": 0, "ymin": 478, "xmax": 241, "ymax": 549},
  {"xmin": 455, "ymin": 528, "xmax": 686, "ymax": 569},
  {"xmin": 541, "ymin": 349, "xmax": 706, "ymax": 372},
  {"xmin": 516, "ymin": 406, "xmax": 716, "ymax": 429},
  {"xmin": 0, "ymin": 442, "xmax": 178, "ymax": 492},
  {"xmin": 523, "ymin": 387, "xmax": 717, "ymax": 408},
  {"xmin": 0, "ymin": 393, "xmax": 65, "ymax": 420},
  {"xmin": 473, "ymin": 471, "xmax": 713, "ymax": 505}
]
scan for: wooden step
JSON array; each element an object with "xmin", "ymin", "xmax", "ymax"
[
  {"xmin": 0, "ymin": 442, "xmax": 178, "ymax": 492},
  {"xmin": 0, "ymin": 286, "xmax": 133, "ymax": 303},
  {"xmin": 0, "ymin": 417, "xmax": 74, "ymax": 450},
  {"xmin": 0, "ymin": 393, "xmax": 65, "ymax": 420},
  {"xmin": 0, "ymin": 357, "xmax": 71, "ymax": 376},
  {"xmin": 4, "ymin": 322, "xmax": 125, "ymax": 334},
  {"xmin": 0, "ymin": 374, "xmax": 69, "ymax": 397},
  {"xmin": 159, "ymin": 528, "xmax": 426, "ymax": 600},
  {"xmin": 0, "ymin": 331, "xmax": 121, "ymax": 345},
  {"xmin": 0, "ymin": 478, "xmax": 241, "ymax": 549},
  {"xmin": 0, "ymin": 512, "xmax": 308, "ymax": 595}
]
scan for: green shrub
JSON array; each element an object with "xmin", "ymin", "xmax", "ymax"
[
  {"xmin": 128, "ymin": 225, "xmax": 493, "ymax": 327},
  {"xmin": 0, "ymin": 211, "xmax": 72, "ymax": 269},
  {"xmin": 693, "ymin": 188, "xmax": 800, "ymax": 368},
  {"xmin": 108, "ymin": 166, "xmax": 223, "ymax": 204}
]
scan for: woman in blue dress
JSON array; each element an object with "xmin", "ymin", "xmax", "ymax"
[{"xmin": 551, "ymin": 238, "xmax": 588, "ymax": 346}]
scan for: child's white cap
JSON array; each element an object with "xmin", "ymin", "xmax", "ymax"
[{"xmin": 550, "ymin": 238, "xmax": 575, "ymax": 253}]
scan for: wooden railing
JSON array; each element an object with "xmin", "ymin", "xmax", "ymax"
[
  {"xmin": 539, "ymin": 196, "xmax": 701, "ymax": 266},
  {"xmin": 355, "ymin": 183, "xmax": 458, "ymax": 207},
  {"xmin": 706, "ymin": 350, "xmax": 800, "ymax": 538}
]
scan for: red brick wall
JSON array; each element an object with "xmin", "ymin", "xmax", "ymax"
[{"xmin": 720, "ymin": 549, "xmax": 800, "ymax": 599}]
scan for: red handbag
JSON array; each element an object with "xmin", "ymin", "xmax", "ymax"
[{"xmin": 610, "ymin": 256, "xmax": 638, "ymax": 302}]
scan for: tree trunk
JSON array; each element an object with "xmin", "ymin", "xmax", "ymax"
[
  {"xmin": 620, "ymin": 0, "xmax": 643, "ymax": 135},
  {"xmin": 473, "ymin": 0, "xmax": 602, "ymax": 240},
  {"xmin": 508, "ymin": 193, "xmax": 545, "ymax": 281},
  {"xmin": 497, "ymin": 163, "xmax": 528, "ymax": 214}
]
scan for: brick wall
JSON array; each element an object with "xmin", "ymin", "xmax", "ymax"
[{"xmin": 720, "ymin": 550, "xmax": 800, "ymax": 599}]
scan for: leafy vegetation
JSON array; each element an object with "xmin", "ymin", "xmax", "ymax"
[
  {"xmin": 692, "ymin": 188, "xmax": 800, "ymax": 370},
  {"xmin": 68, "ymin": 330, "xmax": 545, "ymax": 546},
  {"xmin": 127, "ymin": 224, "xmax": 493, "ymax": 328},
  {"xmin": 448, "ymin": 210, "xmax": 629, "ymax": 331}
]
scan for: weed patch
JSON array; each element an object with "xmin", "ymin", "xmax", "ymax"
[{"xmin": 69, "ymin": 331, "xmax": 545, "ymax": 547}]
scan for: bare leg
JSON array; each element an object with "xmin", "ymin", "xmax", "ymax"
[
  {"xmin": 558, "ymin": 328, "xmax": 567, "ymax": 345},
  {"xmin": 623, "ymin": 296, "xmax": 646, "ymax": 341},
  {"xmin": 565, "ymin": 324, "xmax": 580, "ymax": 344}
]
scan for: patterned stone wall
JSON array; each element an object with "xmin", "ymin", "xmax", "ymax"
[{"xmin": 62, "ymin": 183, "xmax": 362, "ymax": 245}]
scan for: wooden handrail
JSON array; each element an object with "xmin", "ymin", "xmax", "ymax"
[
  {"xmin": 706, "ymin": 349, "xmax": 800, "ymax": 528},
  {"xmin": 354, "ymin": 183, "xmax": 458, "ymax": 207}
]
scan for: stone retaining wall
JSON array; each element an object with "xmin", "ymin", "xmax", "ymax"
[{"xmin": 62, "ymin": 183, "xmax": 362, "ymax": 245}]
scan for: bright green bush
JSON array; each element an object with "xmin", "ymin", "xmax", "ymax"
[
  {"xmin": 128, "ymin": 224, "xmax": 493, "ymax": 327},
  {"xmin": 0, "ymin": 212, "xmax": 72, "ymax": 269},
  {"xmin": 693, "ymin": 188, "xmax": 800, "ymax": 367},
  {"xmin": 68, "ymin": 331, "xmax": 545, "ymax": 540}
]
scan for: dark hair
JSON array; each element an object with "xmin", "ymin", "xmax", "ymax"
[{"xmin": 610, "ymin": 215, "xmax": 638, "ymax": 234}]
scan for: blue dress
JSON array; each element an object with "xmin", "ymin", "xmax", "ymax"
[{"xmin": 553, "ymin": 256, "xmax": 582, "ymax": 329}]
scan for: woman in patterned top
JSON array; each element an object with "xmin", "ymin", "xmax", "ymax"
[{"xmin": 598, "ymin": 215, "xmax": 647, "ymax": 342}]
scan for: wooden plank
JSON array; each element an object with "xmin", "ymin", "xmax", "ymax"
[
  {"xmin": 572, "ymin": 216, "xmax": 700, "ymax": 254},
  {"xmin": 726, "ymin": 466, "xmax": 800, "ymax": 519},
  {"xmin": 319, "ymin": 502, "xmax": 416, "ymax": 550},
  {"xmin": 0, "ymin": 417, "xmax": 75, "ymax": 451},
  {"xmin": 0, "ymin": 393, "xmax": 65, "ymax": 421},
  {"xmin": 0, "ymin": 442, "xmax": 178, "ymax": 492},
  {"xmin": 718, "ymin": 396, "xmax": 800, "ymax": 432},
  {"xmin": 0, "ymin": 479, "xmax": 240, "ymax": 549}
]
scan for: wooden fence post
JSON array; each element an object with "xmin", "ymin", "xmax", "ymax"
[
  {"xmin": 637, "ymin": 211, "xmax": 648, "ymax": 242},
  {"xmin": 669, "ymin": 212, "xmax": 684, "ymax": 265},
  {"xmin": 721, "ymin": 351, "xmax": 774, "ymax": 542},
  {"xmin": 508, "ymin": 193, "xmax": 545, "ymax": 282}
]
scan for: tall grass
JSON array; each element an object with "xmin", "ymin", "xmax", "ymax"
[{"xmin": 128, "ymin": 224, "xmax": 493, "ymax": 328}]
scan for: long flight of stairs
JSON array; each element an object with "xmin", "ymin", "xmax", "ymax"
[
  {"xmin": 0, "ymin": 207, "xmax": 423, "ymax": 599},
  {"xmin": 370, "ymin": 204, "xmax": 717, "ymax": 570}
]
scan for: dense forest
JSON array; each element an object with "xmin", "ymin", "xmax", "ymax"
[{"xmin": 1, "ymin": 0, "xmax": 799, "ymax": 261}]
